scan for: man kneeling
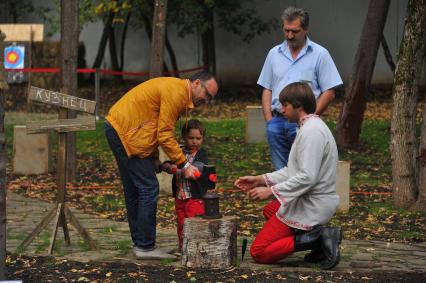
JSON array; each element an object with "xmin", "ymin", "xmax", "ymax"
[{"xmin": 234, "ymin": 82, "xmax": 341, "ymax": 269}]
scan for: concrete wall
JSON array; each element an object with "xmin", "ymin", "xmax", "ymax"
[{"xmin": 2, "ymin": 0, "xmax": 418, "ymax": 86}]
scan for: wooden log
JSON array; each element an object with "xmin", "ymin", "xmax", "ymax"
[{"xmin": 182, "ymin": 216, "xmax": 237, "ymax": 268}]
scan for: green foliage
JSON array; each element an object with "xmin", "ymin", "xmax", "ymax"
[
  {"xmin": 168, "ymin": 0, "xmax": 278, "ymax": 42},
  {"xmin": 0, "ymin": 0, "xmax": 50, "ymax": 23}
]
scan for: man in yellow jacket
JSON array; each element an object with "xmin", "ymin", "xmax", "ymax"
[{"xmin": 104, "ymin": 71, "xmax": 218, "ymax": 260}]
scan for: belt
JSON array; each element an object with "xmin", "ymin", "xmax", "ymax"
[{"xmin": 272, "ymin": 110, "xmax": 283, "ymax": 117}]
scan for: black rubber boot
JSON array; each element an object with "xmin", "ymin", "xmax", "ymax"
[
  {"xmin": 320, "ymin": 227, "xmax": 342, "ymax": 270},
  {"xmin": 304, "ymin": 227, "xmax": 342, "ymax": 263},
  {"xmin": 303, "ymin": 247, "xmax": 326, "ymax": 263},
  {"xmin": 294, "ymin": 226, "xmax": 323, "ymax": 252}
]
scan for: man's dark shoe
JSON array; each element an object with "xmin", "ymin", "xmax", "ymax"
[
  {"xmin": 294, "ymin": 226, "xmax": 322, "ymax": 252},
  {"xmin": 319, "ymin": 227, "xmax": 342, "ymax": 270}
]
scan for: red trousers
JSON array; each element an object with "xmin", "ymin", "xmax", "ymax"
[
  {"xmin": 175, "ymin": 198, "xmax": 205, "ymax": 248},
  {"xmin": 263, "ymin": 199, "xmax": 281, "ymax": 220},
  {"xmin": 250, "ymin": 199, "xmax": 295, "ymax": 263}
]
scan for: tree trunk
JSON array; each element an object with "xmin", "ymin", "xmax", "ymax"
[
  {"xmin": 109, "ymin": 23, "xmax": 119, "ymax": 71},
  {"xmin": 142, "ymin": 13, "xmax": 171, "ymax": 72},
  {"xmin": 336, "ymin": 0, "xmax": 390, "ymax": 148},
  {"xmin": 413, "ymin": 97, "xmax": 426, "ymax": 211},
  {"xmin": 119, "ymin": 11, "xmax": 131, "ymax": 71},
  {"xmin": 182, "ymin": 216, "xmax": 237, "ymax": 268},
  {"xmin": 412, "ymin": 23, "xmax": 426, "ymax": 211},
  {"xmin": 381, "ymin": 35, "xmax": 396, "ymax": 72},
  {"xmin": 165, "ymin": 30, "xmax": 179, "ymax": 77},
  {"xmin": 60, "ymin": 0, "xmax": 79, "ymax": 181},
  {"xmin": 391, "ymin": 0, "xmax": 426, "ymax": 209},
  {"xmin": 92, "ymin": 11, "xmax": 114, "ymax": 69},
  {"xmin": 0, "ymin": 31, "xmax": 8, "ymax": 281},
  {"xmin": 201, "ymin": 7, "xmax": 216, "ymax": 75},
  {"xmin": 149, "ymin": 0, "xmax": 168, "ymax": 78}
]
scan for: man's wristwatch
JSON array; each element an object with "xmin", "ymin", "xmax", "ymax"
[{"xmin": 182, "ymin": 162, "xmax": 190, "ymax": 170}]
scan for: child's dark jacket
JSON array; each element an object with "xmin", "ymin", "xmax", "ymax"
[{"xmin": 172, "ymin": 148, "xmax": 209, "ymax": 199}]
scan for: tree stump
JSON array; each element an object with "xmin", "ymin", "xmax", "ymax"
[{"xmin": 182, "ymin": 216, "xmax": 237, "ymax": 268}]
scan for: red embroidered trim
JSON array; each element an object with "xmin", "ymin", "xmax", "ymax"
[
  {"xmin": 276, "ymin": 213, "xmax": 312, "ymax": 230},
  {"xmin": 299, "ymin": 114, "xmax": 319, "ymax": 127}
]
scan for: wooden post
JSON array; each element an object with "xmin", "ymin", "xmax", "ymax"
[
  {"xmin": 26, "ymin": 26, "xmax": 34, "ymax": 112},
  {"xmin": 61, "ymin": 0, "xmax": 79, "ymax": 181},
  {"xmin": 18, "ymin": 86, "xmax": 98, "ymax": 253},
  {"xmin": 0, "ymin": 30, "xmax": 8, "ymax": 280},
  {"xmin": 94, "ymin": 68, "xmax": 100, "ymax": 120},
  {"xmin": 149, "ymin": 0, "xmax": 168, "ymax": 78},
  {"xmin": 182, "ymin": 216, "xmax": 237, "ymax": 268}
]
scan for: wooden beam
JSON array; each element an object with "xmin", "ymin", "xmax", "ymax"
[
  {"xmin": 26, "ymin": 117, "xmax": 96, "ymax": 134},
  {"xmin": 28, "ymin": 86, "xmax": 96, "ymax": 114},
  {"xmin": 48, "ymin": 204, "xmax": 63, "ymax": 254},
  {"xmin": 0, "ymin": 24, "xmax": 44, "ymax": 42},
  {"xmin": 17, "ymin": 207, "xmax": 57, "ymax": 252},
  {"xmin": 64, "ymin": 207, "xmax": 98, "ymax": 250}
]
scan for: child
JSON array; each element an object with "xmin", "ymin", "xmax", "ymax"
[{"xmin": 161, "ymin": 119, "xmax": 209, "ymax": 250}]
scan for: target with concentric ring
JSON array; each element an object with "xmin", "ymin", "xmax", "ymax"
[{"xmin": 4, "ymin": 46, "xmax": 25, "ymax": 69}]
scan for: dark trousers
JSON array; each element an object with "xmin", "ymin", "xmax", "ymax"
[{"xmin": 104, "ymin": 121, "xmax": 159, "ymax": 249}]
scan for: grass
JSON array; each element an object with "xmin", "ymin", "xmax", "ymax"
[
  {"xmin": 112, "ymin": 239, "xmax": 132, "ymax": 255},
  {"xmin": 86, "ymin": 194, "xmax": 125, "ymax": 212},
  {"xmin": 35, "ymin": 231, "xmax": 52, "ymax": 254},
  {"xmin": 5, "ymin": 113, "xmax": 426, "ymax": 243}
]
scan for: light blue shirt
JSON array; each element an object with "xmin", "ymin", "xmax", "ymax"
[{"xmin": 257, "ymin": 38, "xmax": 343, "ymax": 111}]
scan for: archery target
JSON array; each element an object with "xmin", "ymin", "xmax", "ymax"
[{"xmin": 5, "ymin": 45, "xmax": 25, "ymax": 69}]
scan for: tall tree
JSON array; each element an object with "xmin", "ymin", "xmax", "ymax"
[
  {"xmin": 60, "ymin": 0, "xmax": 79, "ymax": 180},
  {"xmin": 336, "ymin": 0, "xmax": 391, "ymax": 148},
  {"xmin": 169, "ymin": 0, "xmax": 277, "ymax": 74},
  {"xmin": 416, "ymin": 98, "xmax": 426, "ymax": 210},
  {"xmin": 0, "ymin": 31, "xmax": 8, "ymax": 281},
  {"xmin": 149, "ymin": 0, "xmax": 168, "ymax": 78},
  {"xmin": 132, "ymin": 0, "xmax": 179, "ymax": 75},
  {"xmin": 391, "ymin": 0, "xmax": 426, "ymax": 210}
]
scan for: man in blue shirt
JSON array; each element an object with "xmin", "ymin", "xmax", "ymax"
[{"xmin": 258, "ymin": 6, "xmax": 342, "ymax": 169}]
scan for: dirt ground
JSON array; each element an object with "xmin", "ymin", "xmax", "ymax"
[
  {"xmin": 7, "ymin": 254, "xmax": 426, "ymax": 283},
  {"xmin": 5, "ymin": 81, "xmax": 426, "ymax": 282}
]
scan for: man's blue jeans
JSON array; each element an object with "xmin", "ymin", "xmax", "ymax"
[
  {"xmin": 266, "ymin": 116, "xmax": 297, "ymax": 170},
  {"xmin": 104, "ymin": 121, "xmax": 159, "ymax": 250}
]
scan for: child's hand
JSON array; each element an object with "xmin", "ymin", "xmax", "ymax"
[
  {"xmin": 169, "ymin": 164, "xmax": 178, "ymax": 174},
  {"xmin": 160, "ymin": 161, "xmax": 176, "ymax": 174}
]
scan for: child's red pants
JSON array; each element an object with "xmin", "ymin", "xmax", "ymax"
[
  {"xmin": 175, "ymin": 198, "xmax": 205, "ymax": 248},
  {"xmin": 250, "ymin": 199, "xmax": 295, "ymax": 263}
]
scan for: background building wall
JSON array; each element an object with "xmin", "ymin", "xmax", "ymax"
[{"xmin": 2, "ymin": 0, "xmax": 419, "ymax": 86}]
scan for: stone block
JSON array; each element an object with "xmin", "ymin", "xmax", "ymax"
[
  {"xmin": 157, "ymin": 146, "xmax": 173, "ymax": 195},
  {"xmin": 336, "ymin": 161, "xmax": 350, "ymax": 212},
  {"xmin": 13, "ymin": 125, "xmax": 51, "ymax": 175},
  {"xmin": 245, "ymin": 106, "xmax": 266, "ymax": 143}
]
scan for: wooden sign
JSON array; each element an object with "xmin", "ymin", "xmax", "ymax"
[
  {"xmin": 26, "ymin": 117, "xmax": 96, "ymax": 134},
  {"xmin": 29, "ymin": 86, "xmax": 96, "ymax": 114},
  {"xmin": 0, "ymin": 24, "xmax": 44, "ymax": 42}
]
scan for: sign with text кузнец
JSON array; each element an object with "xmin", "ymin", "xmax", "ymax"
[{"xmin": 28, "ymin": 86, "xmax": 96, "ymax": 114}]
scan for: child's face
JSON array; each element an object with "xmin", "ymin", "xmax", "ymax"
[{"xmin": 184, "ymin": 128, "xmax": 203, "ymax": 152}]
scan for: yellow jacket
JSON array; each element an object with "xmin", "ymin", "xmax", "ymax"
[{"xmin": 106, "ymin": 77, "xmax": 193, "ymax": 165}]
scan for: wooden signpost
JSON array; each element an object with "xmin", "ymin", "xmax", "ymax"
[{"xmin": 18, "ymin": 86, "xmax": 97, "ymax": 254}]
